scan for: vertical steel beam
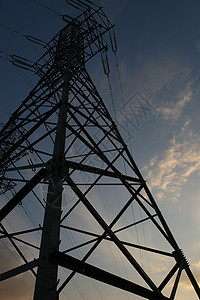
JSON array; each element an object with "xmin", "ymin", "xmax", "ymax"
[
  {"xmin": 33, "ymin": 81, "xmax": 69, "ymax": 300},
  {"xmin": 33, "ymin": 22, "xmax": 84, "ymax": 300}
]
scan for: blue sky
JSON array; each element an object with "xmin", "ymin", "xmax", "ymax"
[{"xmin": 1, "ymin": 0, "xmax": 200, "ymax": 299}]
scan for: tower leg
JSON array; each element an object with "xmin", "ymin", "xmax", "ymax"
[{"xmin": 33, "ymin": 82, "xmax": 69, "ymax": 300}]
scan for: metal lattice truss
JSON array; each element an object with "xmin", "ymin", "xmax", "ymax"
[{"xmin": 0, "ymin": 2, "xmax": 200, "ymax": 300}]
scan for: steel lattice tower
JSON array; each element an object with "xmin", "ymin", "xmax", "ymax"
[{"xmin": 0, "ymin": 1, "xmax": 200, "ymax": 299}]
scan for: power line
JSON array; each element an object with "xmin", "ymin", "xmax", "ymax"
[
  {"xmin": 0, "ymin": 23, "xmax": 46, "ymax": 47},
  {"xmin": 14, "ymin": 66, "xmax": 34, "ymax": 88},
  {"xmin": 0, "ymin": 23, "xmax": 24, "ymax": 36},
  {"xmin": 32, "ymin": 0, "xmax": 62, "ymax": 18}
]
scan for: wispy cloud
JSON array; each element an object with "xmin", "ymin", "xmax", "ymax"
[
  {"xmin": 101, "ymin": 0, "xmax": 128, "ymax": 21},
  {"xmin": 0, "ymin": 242, "xmax": 34, "ymax": 300},
  {"xmin": 177, "ymin": 260, "xmax": 200, "ymax": 291},
  {"xmin": 143, "ymin": 121, "xmax": 200, "ymax": 202},
  {"xmin": 158, "ymin": 80, "xmax": 194, "ymax": 122},
  {"xmin": 196, "ymin": 40, "xmax": 200, "ymax": 54},
  {"xmin": 133, "ymin": 55, "xmax": 182, "ymax": 97}
]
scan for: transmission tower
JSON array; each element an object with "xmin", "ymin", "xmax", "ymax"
[{"xmin": 0, "ymin": 1, "xmax": 199, "ymax": 299}]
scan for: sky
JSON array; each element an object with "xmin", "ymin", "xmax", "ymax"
[{"xmin": 1, "ymin": 0, "xmax": 200, "ymax": 299}]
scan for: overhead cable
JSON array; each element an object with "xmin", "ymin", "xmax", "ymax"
[{"xmin": 0, "ymin": 23, "xmax": 46, "ymax": 46}]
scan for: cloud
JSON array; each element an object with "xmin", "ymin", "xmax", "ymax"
[
  {"xmin": 0, "ymin": 275, "xmax": 34, "ymax": 300},
  {"xmin": 196, "ymin": 40, "xmax": 200, "ymax": 54},
  {"xmin": 178, "ymin": 260, "xmax": 200, "ymax": 291},
  {"xmin": 0, "ymin": 205, "xmax": 39, "ymax": 300},
  {"xmin": 0, "ymin": 242, "xmax": 34, "ymax": 300},
  {"xmin": 101, "ymin": 0, "xmax": 128, "ymax": 21},
  {"xmin": 132, "ymin": 55, "xmax": 182, "ymax": 97},
  {"xmin": 143, "ymin": 121, "xmax": 200, "ymax": 202},
  {"xmin": 158, "ymin": 80, "xmax": 193, "ymax": 122}
]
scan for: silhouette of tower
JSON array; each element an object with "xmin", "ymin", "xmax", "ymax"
[{"xmin": 0, "ymin": 1, "xmax": 200, "ymax": 299}]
